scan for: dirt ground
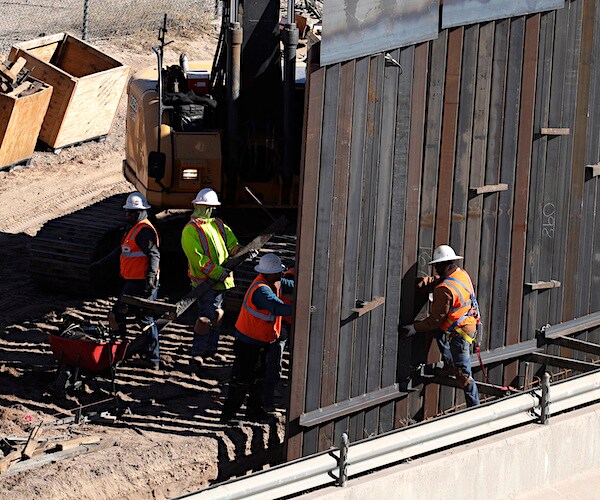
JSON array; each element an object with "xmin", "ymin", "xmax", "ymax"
[{"xmin": 0, "ymin": 26, "xmax": 285, "ymax": 499}]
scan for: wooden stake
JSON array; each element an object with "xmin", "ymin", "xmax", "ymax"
[{"xmin": 21, "ymin": 425, "xmax": 43, "ymax": 460}]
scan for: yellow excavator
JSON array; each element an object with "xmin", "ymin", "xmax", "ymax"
[{"xmin": 31, "ymin": 4, "xmax": 312, "ymax": 296}]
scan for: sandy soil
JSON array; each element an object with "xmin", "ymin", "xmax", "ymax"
[{"xmin": 0, "ymin": 26, "xmax": 285, "ymax": 499}]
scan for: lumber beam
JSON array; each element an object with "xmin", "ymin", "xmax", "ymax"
[
  {"xmin": 540, "ymin": 127, "xmax": 570, "ymax": 135},
  {"xmin": 524, "ymin": 280, "xmax": 561, "ymax": 290},
  {"xmin": 350, "ymin": 296, "xmax": 385, "ymax": 317},
  {"xmin": 21, "ymin": 425, "xmax": 43, "ymax": 460},
  {"xmin": 469, "ymin": 183, "xmax": 508, "ymax": 195}
]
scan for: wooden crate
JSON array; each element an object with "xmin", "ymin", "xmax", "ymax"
[
  {"xmin": 9, "ymin": 33, "xmax": 130, "ymax": 150},
  {"xmin": 0, "ymin": 80, "xmax": 52, "ymax": 169}
]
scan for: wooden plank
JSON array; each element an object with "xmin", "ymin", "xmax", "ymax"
[
  {"xmin": 317, "ymin": 60, "xmax": 353, "ymax": 452},
  {"xmin": 435, "ymin": 26, "xmax": 463, "ymax": 247},
  {"xmin": 525, "ymin": 280, "xmax": 561, "ymax": 290},
  {"xmin": 419, "ymin": 31, "xmax": 447, "ymax": 419},
  {"xmin": 400, "ymin": 41, "xmax": 428, "ymax": 427},
  {"xmin": 540, "ymin": 127, "xmax": 570, "ymax": 135},
  {"xmin": 350, "ymin": 296, "xmax": 385, "ymax": 316},
  {"xmin": 304, "ymin": 61, "xmax": 340, "ymax": 456},
  {"xmin": 522, "ymin": 10, "xmax": 554, "ymax": 344},
  {"xmin": 286, "ymin": 51, "xmax": 325, "ymax": 461},
  {"xmin": 505, "ymin": 13, "xmax": 540, "ymax": 386},
  {"xmin": 490, "ymin": 16, "xmax": 524, "ymax": 375},
  {"xmin": 479, "ymin": 18, "xmax": 508, "ymax": 355},
  {"xmin": 56, "ymin": 435, "xmax": 100, "ymax": 451},
  {"xmin": 21, "ymin": 425, "xmax": 43, "ymax": 460},
  {"xmin": 334, "ymin": 55, "xmax": 370, "ymax": 448},
  {"xmin": 0, "ymin": 451, "xmax": 20, "ymax": 474},
  {"xmin": 469, "ymin": 183, "xmax": 508, "ymax": 195}
]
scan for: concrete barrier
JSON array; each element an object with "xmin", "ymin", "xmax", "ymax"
[{"xmin": 302, "ymin": 403, "xmax": 600, "ymax": 499}]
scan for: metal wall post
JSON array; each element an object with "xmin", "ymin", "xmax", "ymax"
[
  {"xmin": 227, "ymin": 20, "xmax": 242, "ymax": 172},
  {"xmin": 541, "ymin": 372, "xmax": 550, "ymax": 425},
  {"xmin": 282, "ymin": 0, "xmax": 298, "ymax": 180},
  {"xmin": 82, "ymin": 0, "xmax": 89, "ymax": 40},
  {"xmin": 337, "ymin": 432, "xmax": 349, "ymax": 487}
]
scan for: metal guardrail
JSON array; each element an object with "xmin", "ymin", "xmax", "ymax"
[{"xmin": 181, "ymin": 368, "xmax": 600, "ymax": 500}]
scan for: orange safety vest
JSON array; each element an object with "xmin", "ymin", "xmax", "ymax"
[
  {"xmin": 437, "ymin": 267, "xmax": 480, "ymax": 335},
  {"xmin": 235, "ymin": 275, "xmax": 282, "ymax": 343},
  {"xmin": 120, "ymin": 219, "xmax": 159, "ymax": 280},
  {"xmin": 281, "ymin": 268, "xmax": 295, "ymax": 326}
]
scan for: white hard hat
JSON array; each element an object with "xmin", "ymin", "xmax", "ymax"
[
  {"xmin": 123, "ymin": 192, "xmax": 151, "ymax": 210},
  {"xmin": 255, "ymin": 253, "xmax": 285, "ymax": 274},
  {"xmin": 192, "ymin": 188, "xmax": 221, "ymax": 206},
  {"xmin": 428, "ymin": 245, "xmax": 463, "ymax": 265}
]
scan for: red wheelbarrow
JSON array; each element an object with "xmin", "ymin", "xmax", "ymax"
[{"xmin": 48, "ymin": 323, "xmax": 129, "ymax": 396}]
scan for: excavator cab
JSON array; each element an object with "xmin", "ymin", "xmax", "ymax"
[{"xmin": 123, "ymin": 2, "xmax": 307, "ymax": 216}]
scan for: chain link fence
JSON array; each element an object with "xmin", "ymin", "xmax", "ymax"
[{"xmin": 0, "ymin": 0, "xmax": 217, "ymax": 53}]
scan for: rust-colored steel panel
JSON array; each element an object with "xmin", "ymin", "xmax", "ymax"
[
  {"xmin": 290, "ymin": 0, "xmax": 598, "ymax": 458},
  {"xmin": 505, "ymin": 14, "xmax": 541, "ymax": 386},
  {"xmin": 286, "ymin": 54, "xmax": 325, "ymax": 462}
]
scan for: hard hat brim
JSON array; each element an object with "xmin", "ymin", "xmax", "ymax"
[
  {"xmin": 254, "ymin": 264, "xmax": 285, "ymax": 274},
  {"xmin": 191, "ymin": 200, "xmax": 221, "ymax": 206},
  {"xmin": 428, "ymin": 255, "xmax": 463, "ymax": 265}
]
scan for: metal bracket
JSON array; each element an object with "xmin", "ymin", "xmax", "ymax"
[
  {"xmin": 337, "ymin": 433, "xmax": 349, "ymax": 487},
  {"xmin": 535, "ymin": 372, "xmax": 551, "ymax": 425}
]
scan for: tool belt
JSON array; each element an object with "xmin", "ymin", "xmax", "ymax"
[{"xmin": 447, "ymin": 326, "xmax": 477, "ymax": 344}]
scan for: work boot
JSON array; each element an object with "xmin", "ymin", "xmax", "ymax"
[{"xmin": 220, "ymin": 383, "xmax": 247, "ymax": 423}]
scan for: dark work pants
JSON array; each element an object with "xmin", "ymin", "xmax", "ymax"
[
  {"xmin": 113, "ymin": 280, "xmax": 159, "ymax": 364},
  {"xmin": 222, "ymin": 337, "xmax": 269, "ymax": 418}
]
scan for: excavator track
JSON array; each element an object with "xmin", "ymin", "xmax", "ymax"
[{"xmin": 31, "ymin": 194, "xmax": 127, "ymax": 295}]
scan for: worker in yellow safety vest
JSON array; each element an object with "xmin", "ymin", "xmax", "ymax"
[
  {"xmin": 220, "ymin": 253, "xmax": 293, "ymax": 423},
  {"xmin": 181, "ymin": 188, "xmax": 248, "ymax": 371},
  {"xmin": 403, "ymin": 245, "xmax": 480, "ymax": 407}
]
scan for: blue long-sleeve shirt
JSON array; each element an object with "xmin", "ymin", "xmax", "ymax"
[{"xmin": 235, "ymin": 276, "xmax": 294, "ymax": 344}]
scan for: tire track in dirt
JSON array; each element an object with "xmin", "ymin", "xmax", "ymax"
[{"xmin": 0, "ymin": 165, "xmax": 132, "ymax": 236}]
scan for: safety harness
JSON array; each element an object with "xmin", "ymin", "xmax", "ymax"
[{"xmin": 443, "ymin": 274, "xmax": 480, "ymax": 345}]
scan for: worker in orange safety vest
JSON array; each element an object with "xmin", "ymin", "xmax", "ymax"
[
  {"xmin": 220, "ymin": 253, "xmax": 293, "ymax": 423},
  {"xmin": 262, "ymin": 266, "xmax": 295, "ymax": 412},
  {"xmin": 90, "ymin": 192, "xmax": 161, "ymax": 370},
  {"xmin": 402, "ymin": 245, "xmax": 480, "ymax": 407}
]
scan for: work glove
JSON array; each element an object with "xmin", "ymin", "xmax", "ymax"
[
  {"xmin": 403, "ymin": 324, "xmax": 417, "ymax": 337},
  {"xmin": 248, "ymin": 249, "xmax": 259, "ymax": 260},
  {"xmin": 218, "ymin": 268, "xmax": 232, "ymax": 282},
  {"xmin": 145, "ymin": 274, "xmax": 158, "ymax": 295}
]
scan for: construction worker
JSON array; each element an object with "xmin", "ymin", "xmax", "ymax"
[
  {"xmin": 403, "ymin": 245, "xmax": 480, "ymax": 407},
  {"xmin": 181, "ymin": 188, "xmax": 242, "ymax": 370},
  {"xmin": 91, "ymin": 192, "xmax": 161, "ymax": 370},
  {"xmin": 262, "ymin": 266, "xmax": 294, "ymax": 412},
  {"xmin": 220, "ymin": 253, "xmax": 293, "ymax": 423}
]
